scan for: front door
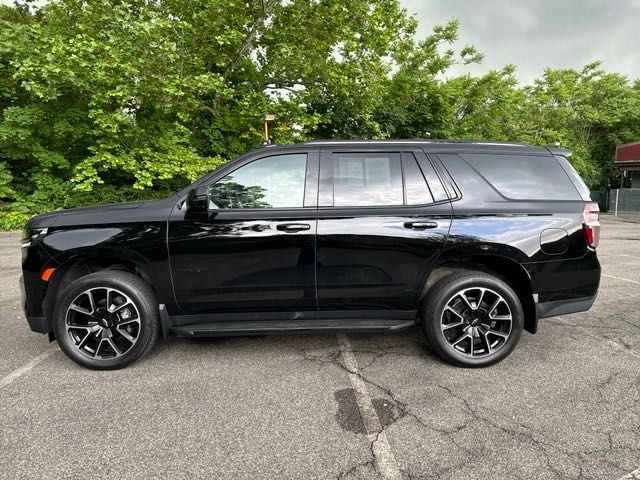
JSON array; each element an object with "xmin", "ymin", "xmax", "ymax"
[
  {"xmin": 316, "ymin": 147, "xmax": 453, "ymax": 319},
  {"xmin": 168, "ymin": 150, "xmax": 319, "ymax": 316}
]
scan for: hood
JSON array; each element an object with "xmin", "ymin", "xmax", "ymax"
[
  {"xmin": 28, "ymin": 197, "xmax": 177, "ymax": 230},
  {"xmin": 26, "ymin": 210, "xmax": 61, "ymax": 230},
  {"xmin": 56, "ymin": 200, "xmax": 148, "ymax": 216}
]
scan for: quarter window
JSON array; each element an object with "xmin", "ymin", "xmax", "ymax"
[
  {"xmin": 332, "ymin": 152, "xmax": 403, "ymax": 206},
  {"xmin": 209, "ymin": 154, "xmax": 307, "ymax": 209},
  {"xmin": 461, "ymin": 154, "xmax": 581, "ymax": 201}
]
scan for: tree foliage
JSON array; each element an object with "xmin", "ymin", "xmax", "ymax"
[{"xmin": 1, "ymin": 0, "xmax": 639, "ymax": 229}]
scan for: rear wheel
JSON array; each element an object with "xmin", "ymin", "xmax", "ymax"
[
  {"xmin": 53, "ymin": 271, "xmax": 160, "ymax": 370},
  {"xmin": 422, "ymin": 271, "xmax": 524, "ymax": 367}
]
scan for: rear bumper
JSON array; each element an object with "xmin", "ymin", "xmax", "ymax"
[
  {"xmin": 524, "ymin": 250, "xmax": 600, "ymax": 328},
  {"xmin": 536, "ymin": 294, "xmax": 597, "ymax": 319},
  {"xmin": 525, "ymin": 250, "xmax": 601, "ymax": 304}
]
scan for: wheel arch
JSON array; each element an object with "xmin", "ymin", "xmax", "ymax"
[
  {"xmin": 42, "ymin": 253, "xmax": 156, "ymax": 336},
  {"xmin": 421, "ymin": 253, "xmax": 537, "ymax": 334}
]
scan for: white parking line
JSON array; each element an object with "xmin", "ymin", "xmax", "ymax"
[
  {"xmin": 598, "ymin": 253, "xmax": 640, "ymax": 260},
  {"xmin": 599, "ymin": 253, "xmax": 640, "ymax": 262},
  {"xmin": 336, "ymin": 334, "xmax": 402, "ymax": 480},
  {"xmin": 602, "ymin": 273, "xmax": 640, "ymax": 285},
  {"xmin": 618, "ymin": 254, "xmax": 640, "ymax": 260},
  {"xmin": 0, "ymin": 345, "xmax": 59, "ymax": 390},
  {"xmin": 618, "ymin": 468, "xmax": 640, "ymax": 480}
]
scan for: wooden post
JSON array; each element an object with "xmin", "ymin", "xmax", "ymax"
[{"xmin": 263, "ymin": 114, "xmax": 275, "ymax": 144}]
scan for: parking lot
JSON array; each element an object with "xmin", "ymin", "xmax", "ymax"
[{"xmin": 0, "ymin": 216, "xmax": 638, "ymax": 480}]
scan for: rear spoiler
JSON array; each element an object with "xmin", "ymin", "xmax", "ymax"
[{"xmin": 545, "ymin": 146, "xmax": 572, "ymax": 157}]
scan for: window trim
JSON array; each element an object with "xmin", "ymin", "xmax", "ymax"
[
  {"xmin": 401, "ymin": 152, "xmax": 408, "ymax": 206},
  {"xmin": 405, "ymin": 150, "xmax": 455, "ymax": 206},
  {"xmin": 426, "ymin": 153, "xmax": 462, "ymax": 202}
]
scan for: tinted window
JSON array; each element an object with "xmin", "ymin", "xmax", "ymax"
[
  {"xmin": 402, "ymin": 154, "xmax": 434, "ymax": 205},
  {"xmin": 461, "ymin": 154, "xmax": 581, "ymax": 201},
  {"xmin": 333, "ymin": 152, "xmax": 403, "ymax": 206},
  {"xmin": 209, "ymin": 154, "xmax": 307, "ymax": 209},
  {"xmin": 554, "ymin": 155, "xmax": 591, "ymax": 201},
  {"xmin": 427, "ymin": 156, "xmax": 457, "ymax": 201}
]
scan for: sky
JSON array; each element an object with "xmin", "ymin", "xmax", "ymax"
[{"xmin": 402, "ymin": 0, "xmax": 640, "ymax": 85}]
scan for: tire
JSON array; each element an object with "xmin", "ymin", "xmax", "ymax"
[
  {"xmin": 53, "ymin": 270, "xmax": 160, "ymax": 370},
  {"xmin": 422, "ymin": 271, "xmax": 524, "ymax": 368}
]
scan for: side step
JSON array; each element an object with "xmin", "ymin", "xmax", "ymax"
[{"xmin": 169, "ymin": 319, "xmax": 415, "ymax": 337}]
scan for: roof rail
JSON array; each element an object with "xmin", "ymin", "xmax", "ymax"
[{"xmin": 301, "ymin": 139, "xmax": 532, "ymax": 147}]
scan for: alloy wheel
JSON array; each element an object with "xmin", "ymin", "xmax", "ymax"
[
  {"xmin": 440, "ymin": 287, "xmax": 512, "ymax": 358},
  {"xmin": 65, "ymin": 287, "xmax": 141, "ymax": 359}
]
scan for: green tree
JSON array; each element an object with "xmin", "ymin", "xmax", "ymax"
[
  {"xmin": 519, "ymin": 62, "xmax": 640, "ymax": 187},
  {"xmin": 1, "ymin": 0, "xmax": 438, "ymax": 227}
]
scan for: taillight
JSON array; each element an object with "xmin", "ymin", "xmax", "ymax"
[{"xmin": 583, "ymin": 202, "xmax": 600, "ymax": 248}]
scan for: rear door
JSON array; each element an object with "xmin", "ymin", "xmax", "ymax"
[{"xmin": 316, "ymin": 146, "xmax": 453, "ymax": 319}]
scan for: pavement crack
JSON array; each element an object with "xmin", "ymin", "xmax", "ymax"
[
  {"xmin": 434, "ymin": 385, "xmax": 573, "ymax": 480},
  {"xmin": 336, "ymin": 458, "xmax": 376, "ymax": 480}
]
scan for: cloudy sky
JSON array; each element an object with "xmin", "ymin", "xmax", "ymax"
[{"xmin": 402, "ymin": 0, "xmax": 640, "ymax": 85}]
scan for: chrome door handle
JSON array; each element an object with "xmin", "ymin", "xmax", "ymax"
[
  {"xmin": 404, "ymin": 221, "xmax": 438, "ymax": 230},
  {"xmin": 277, "ymin": 223, "xmax": 311, "ymax": 232}
]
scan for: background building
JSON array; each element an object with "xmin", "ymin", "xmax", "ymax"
[
  {"xmin": 615, "ymin": 141, "xmax": 640, "ymax": 188},
  {"xmin": 609, "ymin": 141, "xmax": 640, "ymax": 213}
]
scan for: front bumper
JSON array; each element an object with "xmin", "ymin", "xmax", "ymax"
[
  {"xmin": 20, "ymin": 275, "xmax": 49, "ymax": 333},
  {"xmin": 25, "ymin": 315, "xmax": 48, "ymax": 333}
]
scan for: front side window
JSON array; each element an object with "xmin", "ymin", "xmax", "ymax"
[
  {"xmin": 209, "ymin": 154, "xmax": 307, "ymax": 209},
  {"xmin": 332, "ymin": 152, "xmax": 403, "ymax": 206}
]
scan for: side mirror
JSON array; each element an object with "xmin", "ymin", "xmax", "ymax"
[{"xmin": 184, "ymin": 186, "xmax": 209, "ymax": 219}]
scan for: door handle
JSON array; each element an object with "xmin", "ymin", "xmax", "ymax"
[
  {"xmin": 277, "ymin": 223, "xmax": 311, "ymax": 232},
  {"xmin": 404, "ymin": 221, "xmax": 438, "ymax": 230}
]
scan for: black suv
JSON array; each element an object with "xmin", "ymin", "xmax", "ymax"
[{"xmin": 20, "ymin": 140, "xmax": 601, "ymax": 369}]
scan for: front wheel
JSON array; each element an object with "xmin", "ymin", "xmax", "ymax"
[
  {"xmin": 53, "ymin": 271, "xmax": 160, "ymax": 370},
  {"xmin": 422, "ymin": 271, "xmax": 524, "ymax": 368}
]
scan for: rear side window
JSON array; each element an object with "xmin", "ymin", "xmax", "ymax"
[
  {"xmin": 460, "ymin": 154, "xmax": 581, "ymax": 201},
  {"xmin": 332, "ymin": 152, "xmax": 403, "ymax": 206}
]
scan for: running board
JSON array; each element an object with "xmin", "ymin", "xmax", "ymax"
[{"xmin": 169, "ymin": 319, "xmax": 415, "ymax": 337}]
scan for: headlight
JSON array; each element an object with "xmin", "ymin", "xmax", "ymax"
[{"xmin": 21, "ymin": 227, "xmax": 48, "ymax": 248}]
